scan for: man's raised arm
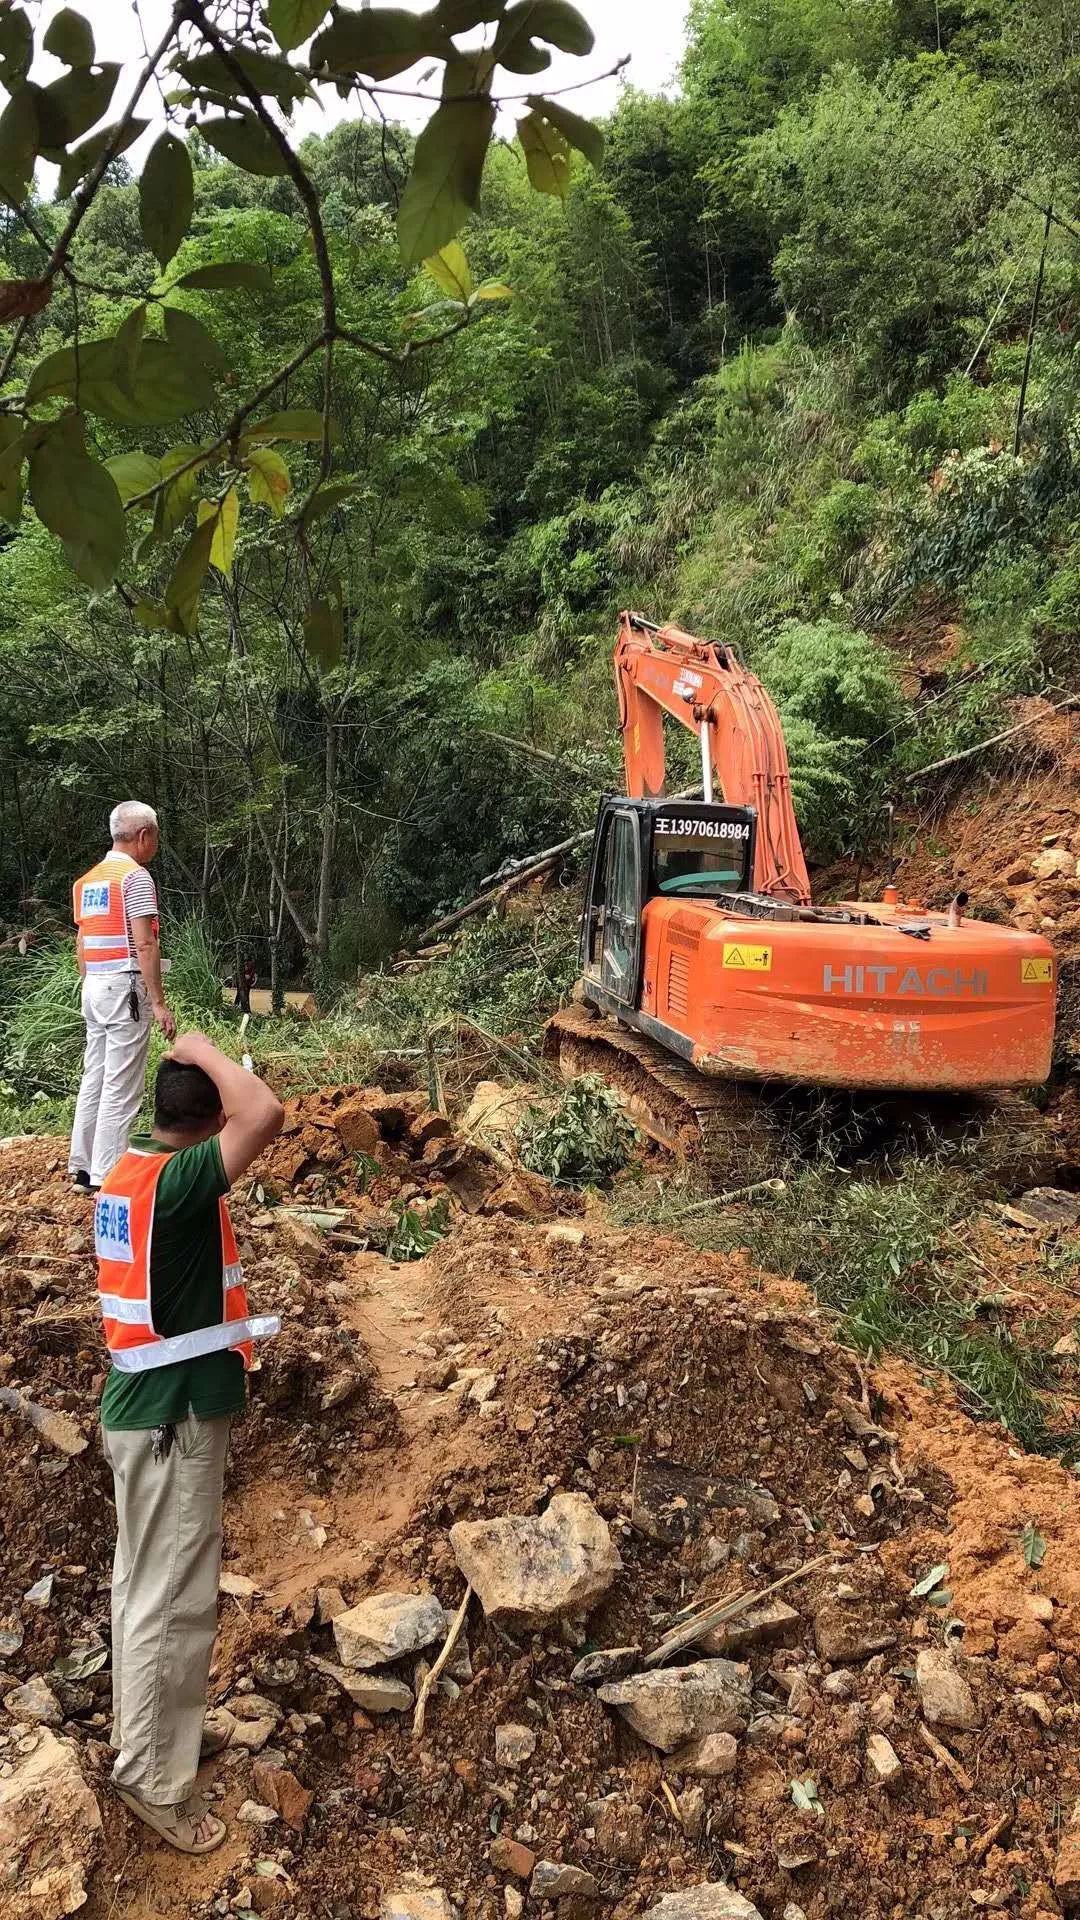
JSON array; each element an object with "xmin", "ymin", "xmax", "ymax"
[{"xmin": 168, "ymin": 1032, "xmax": 284, "ymax": 1183}]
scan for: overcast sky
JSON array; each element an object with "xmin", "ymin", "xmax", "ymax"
[{"xmin": 33, "ymin": 0, "xmax": 691, "ymax": 162}]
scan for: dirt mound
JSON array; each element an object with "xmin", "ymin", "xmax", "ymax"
[{"xmin": 5, "ymin": 1132, "xmax": 1080, "ymax": 1920}]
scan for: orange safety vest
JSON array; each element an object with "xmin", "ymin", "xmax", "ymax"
[
  {"xmin": 95, "ymin": 1147, "xmax": 279, "ymax": 1374},
  {"xmin": 72, "ymin": 852, "xmax": 155, "ymax": 974}
]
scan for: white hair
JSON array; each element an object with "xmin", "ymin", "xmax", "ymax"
[{"xmin": 110, "ymin": 801, "xmax": 159, "ymax": 842}]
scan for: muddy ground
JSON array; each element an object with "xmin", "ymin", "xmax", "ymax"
[{"xmin": 3, "ymin": 1084, "xmax": 1080, "ymax": 1920}]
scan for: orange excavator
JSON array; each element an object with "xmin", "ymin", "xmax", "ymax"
[{"xmin": 545, "ymin": 613, "xmax": 1057, "ymax": 1154}]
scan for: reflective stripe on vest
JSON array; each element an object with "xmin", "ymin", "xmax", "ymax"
[
  {"xmin": 73, "ymin": 853, "xmax": 138, "ymax": 972},
  {"xmin": 95, "ymin": 1148, "xmax": 278, "ymax": 1372}
]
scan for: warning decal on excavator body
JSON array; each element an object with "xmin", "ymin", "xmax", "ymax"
[
  {"xmin": 1021, "ymin": 958, "xmax": 1053, "ymax": 984},
  {"xmin": 723, "ymin": 943, "xmax": 772, "ymax": 973}
]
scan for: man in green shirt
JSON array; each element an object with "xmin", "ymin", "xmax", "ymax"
[{"xmin": 98, "ymin": 1031, "xmax": 283, "ymax": 1855}]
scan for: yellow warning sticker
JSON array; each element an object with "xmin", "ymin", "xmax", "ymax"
[
  {"xmin": 1021, "ymin": 957, "xmax": 1054, "ymax": 984},
  {"xmin": 723, "ymin": 943, "xmax": 772, "ymax": 973}
]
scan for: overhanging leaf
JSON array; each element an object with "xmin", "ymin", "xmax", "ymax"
[
  {"xmin": 1022, "ymin": 1521, "xmax": 1047, "ymax": 1569},
  {"xmin": 0, "ymin": 89, "xmax": 39, "ymax": 206},
  {"xmin": 246, "ymin": 446, "xmax": 291, "ymax": 517},
  {"xmin": 518, "ymin": 108, "xmax": 570, "ymax": 198},
  {"xmin": 303, "ymin": 594, "xmax": 344, "ymax": 671},
  {"xmin": 911, "ymin": 1562, "xmax": 949, "ymax": 1599},
  {"xmin": 58, "ymin": 116, "xmax": 148, "ymax": 198},
  {"xmin": 29, "ymin": 421, "xmax": 126, "ymax": 589},
  {"xmin": 156, "ymin": 444, "xmax": 210, "ymax": 536},
  {"xmin": 300, "ymin": 480, "xmax": 361, "ymax": 523},
  {"xmin": 164, "ymin": 305, "xmax": 229, "ymax": 375},
  {"xmin": 140, "ymin": 132, "xmax": 194, "ymax": 269},
  {"xmin": 164, "ymin": 513, "xmax": 216, "ymax": 630},
  {"xmin": 177, "ymin": 47, "xmax": 311, "ymax": 108},
  {"xmin": 243, "ymin": 409, "xmax": 333, "ymax": 444},
  {"xmin": 177, "ymin": 261, "xmax": 273, "ymax": 292},
  {"xmin": 36, "ymin": 64, "xmax": 120, "ymax": 153},
  {"xmin": 198, "ymin": 489, "xmax": 239, "ymax": 578},
  {"xmin": 26, "ymin": 336, "xmax": 122, "ymax": 408},
  {"xmin": 0, "ymin": 418, "xmax": 25, "ymax": 525},
  {"xmin": 201, "ymin": 113, "xmax": 290, "ymax": 177},
  {"xmin": 528, "ymin": 94, "xmax": 604, "ymax": 168},
  {"xmin": 500, "ymin": 0, "xmax": 593, "ymax": 56},
  {"xmin": 268, "ymin": 0, "xmax": 331, "ymax": 51},
  {"xmin": 470, "ymin": 280, "xmax": 513, "ymax": 302},
  {"xmin": 106, "ymin": 450, "xmax": 162, "ymax": 504},
  {"xmin": 43, "ymin": 8, "xmax": 95, "ymax": 68},
  {"xmin": 0, "ymin": 8, "xmax": 33, "ymax": 89},
  {"xmin": 311, "ymin": 7, "xmax": 453, "ymax": 82},
  {"xmin": 397, "ymin": 97, "xmax": 495, "ymax": 266},
  {"xmin": 425, "ymin": 240, "xmax": 473, "ymax": 300}
]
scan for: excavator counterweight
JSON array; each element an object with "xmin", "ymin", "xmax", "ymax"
[{"xmin": 544, "ymin": 613, "xmax": 1056, "ymax": 1157}]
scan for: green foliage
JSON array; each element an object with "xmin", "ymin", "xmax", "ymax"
[
  {"xmin": 517, "ymin": 1075, "xmax": 637, "ymax": 1186},
  {"xmin": 386, "ymin": 1194, "xmax": 451, "ymax": 1260}
]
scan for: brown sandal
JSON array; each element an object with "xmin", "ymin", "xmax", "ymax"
[{"xmin": 116, "ymin": 1787, "xmax": 227, "ymax": 1854}]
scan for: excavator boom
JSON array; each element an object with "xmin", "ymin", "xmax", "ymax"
[{"xmin": 616, "ymin": 611, "xmax": 811, "ymax": 902}]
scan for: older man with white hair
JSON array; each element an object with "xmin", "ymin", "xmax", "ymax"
[{"xmin": 70, "ymin": 802, "xmax": 176, "ymax": 1191}]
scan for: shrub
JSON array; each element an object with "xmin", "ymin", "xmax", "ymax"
[
  {"xmin": 756, "ymin": 617, "xmax": 906, "ymax": 741},
  {"xmin": 517, "ymin": 1075, "xmax": 637, "ymax": 1186}
]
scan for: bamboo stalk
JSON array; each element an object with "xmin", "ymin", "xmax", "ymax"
[{"xmin": 644, "ymin": 1551, "xmax": 835, "ymax": 1668}]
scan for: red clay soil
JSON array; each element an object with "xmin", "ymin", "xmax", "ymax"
[{"xmin": 4, "ymin": 1120, "xmax": 1080, "ymax": 1920}]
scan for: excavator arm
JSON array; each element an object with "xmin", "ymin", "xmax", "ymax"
[{"xmin": 615, "ymin": 610, "xmax": 812, "ymax": 904}]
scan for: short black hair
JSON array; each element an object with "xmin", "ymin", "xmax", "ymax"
[{"xmin": 154, "ymin": 1060, "xmax": 222, "ymax": 1133}]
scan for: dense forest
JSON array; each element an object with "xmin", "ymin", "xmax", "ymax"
[{"xmin": 1, "ymin": 0, "xmax": 1077, "ymax": 1002}]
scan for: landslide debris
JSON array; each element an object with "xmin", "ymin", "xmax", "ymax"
[{"xmin": 3, "ymin": 1114, "xmax": 1080, "ymax": 1920}]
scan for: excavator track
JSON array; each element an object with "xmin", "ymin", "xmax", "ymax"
[
  {"xmin": 543, "ymin": 1002, "xmax": 1061, "ymax": 1192},
  {"xmin": 543, "ymin": 1000, "xmax": 786, "ymax": 1184}
]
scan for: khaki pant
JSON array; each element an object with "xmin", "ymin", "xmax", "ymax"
[
  {"xmin": 70, "ymin": 974, "xmax": 153, "ymax": 1186},
  {"xmin": 103, "ymin": 1414, "xmax": 230, "ymax": 1807}
]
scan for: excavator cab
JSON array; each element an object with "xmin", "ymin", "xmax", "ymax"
[{"xmin": 581, "ymin": 797, "xmax": 757, "ymax": 1008}]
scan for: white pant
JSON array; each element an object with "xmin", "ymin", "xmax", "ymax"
[{"xmin": 69, "ymin": 974, "xmax": 153, "ymax": 1185}]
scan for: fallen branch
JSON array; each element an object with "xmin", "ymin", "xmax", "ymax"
[
  {"xmin": 971, "ymin": 1809, "xmax": 1013, "ymax": 1863},
  {"xmin": 413, "ymin": 1585, "xmax": 472, "ymax": 1738},
  {"xmin": 671, "ymin": 1177, "xmax": 787, "ymax": 1222},
  {"xmin": 410, "ymin": 845, "xmax": 580, "ymax": 948},
  {"xmin": 905, "ymin": 689, "xmax": 1078, "ymax": 783},
  {"xmin": 0, "ymin": 1384, "xmax": 88, "ymax": 1456},
  {"xmin": 410, "ymin": 781, "xmax": 708, "ymax": 951},
  {"xmin": 644, "ymin": 1551, "xmax": 834, "ymax": 1668},
  {"xmin": 918, "ymin": 1722, "xmax": 974, "ymax": 1791}
]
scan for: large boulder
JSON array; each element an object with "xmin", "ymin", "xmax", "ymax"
[
  {"xmin": 647, "ymin": 1888, "xmax": 764, "ymax": 1920},
  {"xmin": 0, "ymin": 1729, "xmax": 103, "ymax": 1919},
  {"xmin": 332, "ymin": 1591, "xmax": 446, "ymax": 1670},
  {"xmin": 450, "ymin": 1494, "xmax": 622, "ymax": 1626},
  {"xmin": 598, "ymin": 1660, "xmax": 751, "ymax": 1752}
]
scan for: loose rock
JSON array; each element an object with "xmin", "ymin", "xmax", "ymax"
[
  {"xmin": 865, "ymin": 1732, "xmax": 903, "ymax": 1792},
  {"xmin": 0, "ymin": 1729, "xmax": 102, "ymax": 1920},
  {"xmin": 646, "ymin": 1889, "xmax": 764, "ymax": 1920},
  {"xmin": 598, "ymin": 1659, "xmax": 751, "ymax": 1752},
  {"xmin": 3, "ymin": 1676, "xmax": 62, "ymax": 1726},
  {"xmin": 332, "ymin": 1591, "xmax": 446, "ymax": 1670},
  {"xmin": 571, "ymin": 1646, "xmax": 642, "ymax": 1686},
  {"xmin": 667, "ymin": 1731, "xmax": 739, "ymax": 1777},
  {"xmin": 308, "ymin": 1655, "xmax": 413, "ymax": 1714},
  {"xmin": 813, "ymin": 1602, "xmax": 897, "ymax": 1664},
  {"xmin": 700, "ymin": 1600, "xmax": 800, "ymax": 1657},
  {"xmin": 490, "ymin": 1836, "xmax": 537, "ymax": 1878},
  {"xmin": 450, "ymin": 1494, "xmax": 622, "ymax": 1627},
  {"xmin": 380, "ymin": 1893, "xmax": 453, "ymax": 1920},
  {"xmin": 916, "ymin": 1650, "xmax": 982, "ymax": 1732},
  {"xmin": 238, "ymin": 1800, "xmax": 279, "ymax": 1826},
  {"xmin": 251, "ymin": 1760, "xmax": 313, "ymax": 1834},
  {"xmin": 495, "ymin": 1723, "xmax": 536, "ymax": 1767},
  {"xmin": 531, "ymin": 1861, "xmax": 600, "ymax": 1900}
]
